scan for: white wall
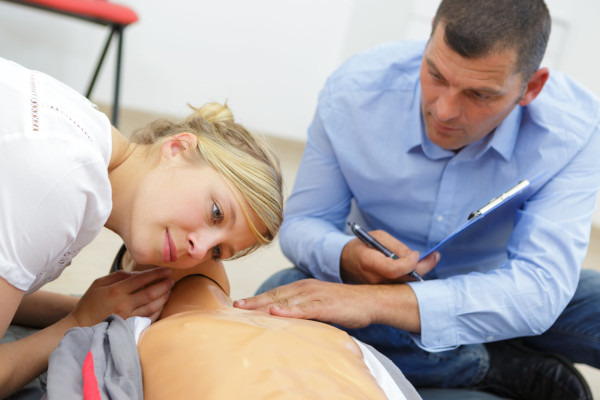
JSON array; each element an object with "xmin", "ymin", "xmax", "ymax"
[
  {"xmin": 2, "ymin": 0, "xmax": 598, "ymax": 137},
  {"xmin": 0, "ymin": 0, "xmax": 358, "ymax": 141},
  {"xmin": 1, "ymin": 0, "xmax": 600, "ymax": 224}
]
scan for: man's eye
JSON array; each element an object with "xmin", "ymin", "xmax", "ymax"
[
  {"xmin": 211, "ymin": 245, "xmax": 222, "ymax": 260},
  {"xmin": 470, "ymin": 91, "xmax": 490, "ymax": 100},
  {"xmin": 211, "ymin": 202, "xmax": 224, "ymax": 223},
  {"xmin": 430, "ymin": 71, "xmax": 443, "ymax": 82}
]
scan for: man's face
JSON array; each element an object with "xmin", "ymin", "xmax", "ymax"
[{"xmin": 420, "ymin": 24, "xmax": 526, "ymax": 151}]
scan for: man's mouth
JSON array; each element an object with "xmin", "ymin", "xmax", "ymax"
[{"xmin": 431, "ymin": 116, "xmax": 460, "ymax": 134}]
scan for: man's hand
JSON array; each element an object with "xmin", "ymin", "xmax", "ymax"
[
  {"xmin": 234, "ymin": 279, "xmax": 379, "ymax": 329},
  {"xmin": 234, "ymin": 278, "xmax": 422, "ymax": 332},
  {"xmin": 69, "ymin": 267, "xmax": 174, "ymax": 326},
  {"xmin": 341, "ymin": 229, "xmax": 439, "ymax": 284}
]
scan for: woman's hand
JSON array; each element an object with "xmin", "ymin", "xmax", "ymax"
[{"xmin": 69, "ymin": 267, "xmax": 174, "ymax": 326}]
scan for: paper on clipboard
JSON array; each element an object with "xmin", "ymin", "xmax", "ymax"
[{"xmin": 420, "ymin": 178, "xmax": 536, "ymax": 261}]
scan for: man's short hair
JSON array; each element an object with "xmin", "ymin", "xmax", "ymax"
[{"xmin": 432, "ymin": 0, "xmax": 551, "ymax": 80}]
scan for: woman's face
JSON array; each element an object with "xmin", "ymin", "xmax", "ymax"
[{"xmin": 126, "ymin": 139, "xmax": 260, "ymax": 269}]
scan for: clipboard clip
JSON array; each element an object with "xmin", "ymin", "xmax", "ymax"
[{"xmin": 467, "ymin": 179, "xmax": 530, "ymax": 220}]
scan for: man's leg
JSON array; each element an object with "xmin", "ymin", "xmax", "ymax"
[
  {"xmin": 257, "ymin": 268, "xmax": 593, "ymax": 399},
  {"xmin": 521, "ymin": 269, "xmax": 600, "ymax": 367}
]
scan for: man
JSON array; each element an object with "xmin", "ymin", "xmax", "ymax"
[{"xmin": 235, "ymin": 0, "xmax": 600, "ymax": 399}]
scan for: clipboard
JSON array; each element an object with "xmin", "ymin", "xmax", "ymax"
[{"xmin": 420, "ymin": 177, "xmax": 538, "ymax": 261}]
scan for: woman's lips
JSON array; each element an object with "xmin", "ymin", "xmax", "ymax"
[{"xmin": 164, "ymin": 229, "xmax": 178, "ymax": 263}]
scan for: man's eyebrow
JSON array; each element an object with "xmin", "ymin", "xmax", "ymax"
[
  {"xmin": 425, "ymin": 58, "xmax": 502, "ymax": 96},
  {"xmin": 425, "ymin": 58, "xmax": 443, "ymax": 77}
]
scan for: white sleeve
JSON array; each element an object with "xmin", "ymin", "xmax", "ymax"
[
  {"xmin": 354, "ymin": 339, "xmax": 422, "ymax": 400},
  {"xmin": 0, "ymin": 135, "xmax": 111, "ymax": 292}
]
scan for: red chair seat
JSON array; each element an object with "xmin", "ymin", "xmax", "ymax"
[
  {"xmin": 2, "ymin": 0, "xmax": 138, "ymax": 126},
  {"xmin": 11, "ymin": 0, "xmax": 138, "ymax": 26}
]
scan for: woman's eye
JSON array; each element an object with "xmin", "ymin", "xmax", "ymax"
[
  {"xmin": 211, "ymin": 202, "xmax": 224, "ymax": 223},
  {"xmin": 211, "ymin": 245, "xmax": 222, "ymax": 260}
]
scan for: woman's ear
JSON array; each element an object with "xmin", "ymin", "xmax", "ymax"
[{"xmin": 160, "ymin": 132, "xmax": 199, "ymax": 159}]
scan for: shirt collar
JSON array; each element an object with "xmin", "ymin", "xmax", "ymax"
[{"xmin": 486, "ymin": 106, "xmax": 522, "ymax": 162}]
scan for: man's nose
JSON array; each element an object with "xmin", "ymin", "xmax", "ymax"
[{"xmin": 436, "ymin": 89, "xmax": 461, "ymax": 121}]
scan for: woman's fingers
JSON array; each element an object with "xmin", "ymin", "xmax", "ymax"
[
  {"xmin": 123, "ymin": 267, "xmax": 173, "ymax": 293},
  {"xmin": 71, "ymin": 268, "xmax": 174, "ymax": 326},
  {"xmin": 130, "ymin": 291, "xmax": 172, "ymax": 322}
]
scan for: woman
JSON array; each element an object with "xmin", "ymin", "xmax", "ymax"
[{"xmin": 0, "ymin": 57, "xmax": 283, "ymax": 397}]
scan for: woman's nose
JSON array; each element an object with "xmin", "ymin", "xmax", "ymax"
[{"xmin": 186, "ymin": 231, "xmax": 213, "ymax": 261}]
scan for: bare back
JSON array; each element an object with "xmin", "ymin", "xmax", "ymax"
[{"xmin": 137, "ymin": 276, "xmax": 388, "ymax": 399}]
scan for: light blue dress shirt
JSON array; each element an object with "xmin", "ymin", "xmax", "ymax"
[{"xmin": 280, "ymin": 40, "xmax": 600, "ymax": 350}]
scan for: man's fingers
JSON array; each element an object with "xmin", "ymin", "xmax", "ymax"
[
  {"xmin": 233, "ymin": 288, "xmax": 277, "ymax": 312},
  {"xmin": 415, "ymin": 251, "xmax": 439, "ymax": 276},
  {"xmin": 268, "ymin": 304, "xmax": 312, "ymax": 320},
  {"xmin": 365, "ymin": 250, "xmax": 420, "ymax": 283},
  {"xmin": 234, "ymin": 284, "xmax": 299, "ymax": 311}
]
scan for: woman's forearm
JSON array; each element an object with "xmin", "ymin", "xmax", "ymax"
[
  {"xmin": 0, "ymin": 313, "xmax": 78, "ymax": 398},
  {"xmin": 13, "ymin": 290, "xmax": 78, "ymax": 328}
]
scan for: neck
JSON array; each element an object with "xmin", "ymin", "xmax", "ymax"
[
  {"xmin": 105, "ymin": 128, "xmax": 154, "ymax": 236},
  {"xmin": 160, "ymin": 275, "xmax": 233, "ymax": 319}
]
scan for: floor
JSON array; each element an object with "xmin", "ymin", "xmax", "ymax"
[{"xmin": 44, "ymin": 107, "xmax": 600, "ymax": 398}]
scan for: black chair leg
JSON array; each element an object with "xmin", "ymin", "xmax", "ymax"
[
  {"xmin": 85, "ymin": 24, "xmax": 124, "ymax": 128},
  {"xmin": 112, "ymin": 25, "xmax": 124, "ymax": 128},
  {"xmin": 86, "ymin": 28, "xmax": 114, "ymax": 99}
]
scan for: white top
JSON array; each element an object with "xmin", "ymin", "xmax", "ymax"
[{"xmin": 0, "ymin": 58, "xmax": 112, "ymax": 294}]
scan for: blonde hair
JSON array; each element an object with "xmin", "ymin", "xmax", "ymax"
[{"xmin": 132, "ymin": 102, "xmax": 283, "ymax": 259}]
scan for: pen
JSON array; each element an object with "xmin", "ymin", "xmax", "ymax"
[
  {"xmin": 348, "ymin": 222, "xmax": 424, "ymax": 282},
  {"xmin": 468, "ymin": 179, "xmax": 530, "ymax": 220}
]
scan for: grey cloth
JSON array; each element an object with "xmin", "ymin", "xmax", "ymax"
[{"xmin": 43, "ymin": 314, "xmax": 143, "ymax": 400}]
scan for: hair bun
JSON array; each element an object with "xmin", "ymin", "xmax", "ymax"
[{"xmin": 188, "ymin": 102, "xmax": 234, "ymax": 124}]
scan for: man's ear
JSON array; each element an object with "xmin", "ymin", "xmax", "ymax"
[
  {"xmin": 519, "ymin": 68, "xmax": 550, "ymax": 106},
  {"xmin": 160, "ymin": 132, "xmax": 199, "ymax": 159}
]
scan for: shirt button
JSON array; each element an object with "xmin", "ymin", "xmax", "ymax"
[
  {"xmin": 436, "ymin": 215, "xmax": 444, "ymax": 222},
  {"xmin": 487, "ymin": 336, "xmax": 494, "ymax": 341}
]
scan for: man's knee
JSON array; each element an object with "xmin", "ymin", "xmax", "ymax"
[
  {"xmin": 574, "ymin": 269, "xmax": 600, "ymax": 300},
  {"xmin": 255, "ymin": 267, "xmax": 313, "ymax": 295}
]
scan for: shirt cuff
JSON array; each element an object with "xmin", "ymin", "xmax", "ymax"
[
  {"xmin": 319, "ymin": 232, "xmax": 353, "ymax": 283},
  {"xmin": 407, "ymin": 279, "xmax": 459, "ymax": 350}
]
